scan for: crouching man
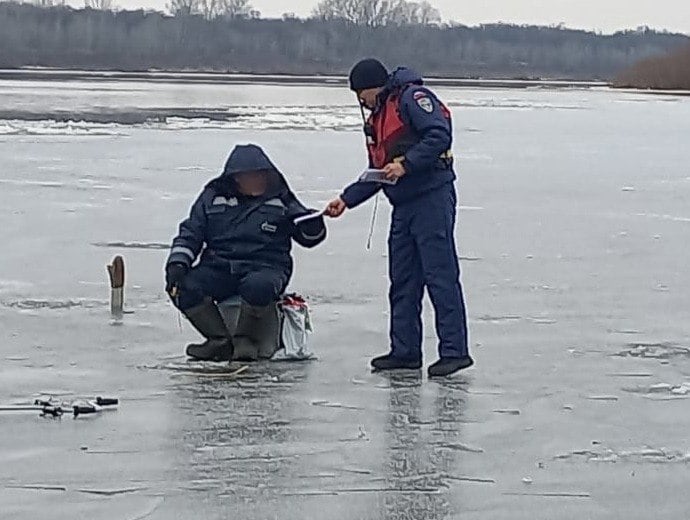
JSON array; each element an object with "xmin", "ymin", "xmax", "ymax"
[{"xmin": 165, "ymin": 144, "xmax": 326, "ymax": 362}]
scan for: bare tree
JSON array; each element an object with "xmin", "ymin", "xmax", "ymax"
[
  {"xmin": 313, "ymin": 0, "xmax": 344, "ymax": 22},
  {"xmin": 313, "ymin": 0, "xmax": 385, "ymax": 26},
  {"xmin": 2, "ymin": 1, "xmax": 687, "ymax": 80},
  {"xmin": 371, "ymin": 0, "xmax": 406, "ymax": 26},
  {"xmin": 168, "ymin": 0, "xmax": 199, "ymax": 17},
  {"xmin": 408, "ymin": 1, "xmax": 441, "ymax": 25},
  {"xmin": 84, "ymin": 0, "xmax": 113, "ymax": 10},
  {"xmin": 166, "ymin": 0, "xmax": 255, "ymax": 19},
  {"xmin": 198, "ymin": 0, "xmax": 220, "ymax": 19},
  {"xmin": 219, "ymin": 0, "xmax": 253, "ymax": 19},
  {"xmin": 312, "ymin": 0, "xmax": 441, "ymax": 27}
]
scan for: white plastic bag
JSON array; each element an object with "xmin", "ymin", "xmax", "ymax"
[{"xmin": 271, "ymin": 294, "xmax": 316, "ymax": 361}]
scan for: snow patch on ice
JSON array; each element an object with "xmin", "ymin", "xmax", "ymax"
[
  {"xmin": 0, "ymin": 279, "xmax": 34, "ymax": 293},
  {"xmin": 1, "ymin": 105, "xmax": 361, "ymax": 132},
  {"xmin": 623, "ymin": 382, "xmax": 690, "ymax": 398},
  {"xmin": 91, "ymin": 241, "xmax": 170, "ymax": 250},
  {"xmin": 1, "ymin": 100, "xmax": 575, "ymax": 131},
  {"xmin": 0, "ymin": 120, "xmax": 126, "ymax": 136},
  {"xmin": 616, "ymin": 342, "xmax": 690, "ymax": 360},
  {"xmin": 476, "ymin": 315, "xmax": 522, "ymax": 323},
  {"xmin": 447, "ymin": 99, "xmax": 586, "ymax": 111},
  {"xmin": 175, "ymin": 165, "xmax": 212, "ymax": 172},
  {"xmin": 556, "ymin": 446, "xmax": 690, "ymax": 463},
  {"xmin": 156, "ymin": 105, "xmax": 362, "ymax": 131},
  {"xmin": 637, "ymin": 212, "xmax": 690, "ymax": 223},
  {"xmin": 2, "ymin": 298, "xmax": 108, "ymax": 310},
  {"xmin": 0, "ymin": 178, "xmax": 65, "ymax": 188}
]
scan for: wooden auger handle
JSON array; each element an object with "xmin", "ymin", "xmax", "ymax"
[
  {"xmin": 107, "ymin": 256, "xmax": 125, "ymax": 289},
  {"xmin": 107, "ymin": 256, "xmax": 125, "ymax": 318}
]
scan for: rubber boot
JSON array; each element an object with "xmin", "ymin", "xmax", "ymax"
[
  {"xmin": 232, "ymin": 302, "xmax": 281, "ymax": 361},
  {"xmin": 184, "ymin": 299, "xmax": 234, "ymax": 362}
]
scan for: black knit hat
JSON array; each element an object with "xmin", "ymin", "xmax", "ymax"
[{"xmin": 349, "ymin": 58, "xmax": 389, "ymax": 91}]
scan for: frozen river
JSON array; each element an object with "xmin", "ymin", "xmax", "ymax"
[{"xmin": 0, "ymin": 76, "xmax": 689, "ymax": 519}]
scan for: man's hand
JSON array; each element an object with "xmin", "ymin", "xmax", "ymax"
[
  {"xmin": 325, "ymin": 197, "xmax": 347, "ymax": 218},
  {"xmin": 383, "ymin": 161, "xmax": 406, "ymax": 181},
  {"xmin": 165, "ymin": 263, "xmax": 189, "ymax": 295}
]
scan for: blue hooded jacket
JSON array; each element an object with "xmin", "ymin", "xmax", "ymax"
[
  {"xmin": 341, "ymin": 67, "xmax": 456, "ymax": 208},
  {"xmin": 167, "ymin": 145, "xmax": 326, "ymax": 277}
]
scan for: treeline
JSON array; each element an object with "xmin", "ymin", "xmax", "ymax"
[
  {"xmin": 614, "ymin": 45, "xmax": 690, "ymax": 89},
  {"xmin": 0, "ymin": 2, "xmax": 688, "ymax": 79}
]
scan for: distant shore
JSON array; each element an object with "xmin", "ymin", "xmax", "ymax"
[
  {"xmin": 2, "ymin": 69, "xmax": 689, "ymax": 97},
  {"xmin": 0, "ymin": 68, "xmax": 608, "ymax": 89}
]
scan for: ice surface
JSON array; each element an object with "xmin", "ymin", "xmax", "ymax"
[
  {"xmin": 1, "ymin": 80, "xmax": 690, "ymax": 519},
  {"xmin": 2, "ymin": 79, "xmax": 685, "ymax": 133}
]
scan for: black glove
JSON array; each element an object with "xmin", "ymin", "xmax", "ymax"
[
  {"xmin": 297, "ymin": 212, "xmax": 325, "ymax": 234},
  {"xmin": 293, "ymin": 209, "xmax": 326, "ymax": 247},
  {"xmin": 165, "ymin": 263, "xmax": 189, "ymax": 294}
]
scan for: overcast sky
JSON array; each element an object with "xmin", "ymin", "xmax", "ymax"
[{"xmin": 111, "ymin": 0, "xmax": 690, "ymax": 34}]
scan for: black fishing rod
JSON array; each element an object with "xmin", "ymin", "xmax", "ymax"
[{"xmin": 0, "ymin": 397, "xmax": 119, "ymax": 418}]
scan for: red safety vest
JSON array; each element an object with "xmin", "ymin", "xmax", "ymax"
[{"xmin": 366, "ymin": 89, "xmax": 452, "ymax": 169}]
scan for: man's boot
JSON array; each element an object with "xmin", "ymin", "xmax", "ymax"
[
  {"xmin": 371, "ymin": 353, "xmax": 422, "ymax": 371},
  {"xmin": 184, "ymin": 299, "xmax": 234, "ymax": 362},
  {"xmin": 428, "ymin": 356, "xmax": 474, "ymax": 378},
  {"xmin": 233, "ymin": 302, "xmax": 281, "ymax": 361}
]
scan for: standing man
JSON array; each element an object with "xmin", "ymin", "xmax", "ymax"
[{"xmin": 326, "ymin": 59, "xmax": 473, "ymax": 377}]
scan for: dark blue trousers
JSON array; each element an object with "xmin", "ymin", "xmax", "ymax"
[
  {"xmin": 388, "ymin": 184, "xmax": 469, "ymax": 361},
  {"xmin": 173, "ymin": 263, "xmax": 287, "ymax": 311}
]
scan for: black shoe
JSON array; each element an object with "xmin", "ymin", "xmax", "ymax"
[
  {"xmin": 184, "ymin": 299, "xmax": 234, "ymax": 362},
  {"xmin": 371, "ymin": 354, "xmax": 422, "ymax": 371},
  {"xmin": 428, "ymin": 357, "xmax": 474, "ymax": 378}
]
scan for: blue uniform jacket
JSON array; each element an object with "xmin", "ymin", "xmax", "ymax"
[
  {"xmin": 167, "ymin": 145, "xmax": 326, "ymax": 277},
  {"xmin": 341, "ymin": 67, "xmax": 455, "ymax": 208}
]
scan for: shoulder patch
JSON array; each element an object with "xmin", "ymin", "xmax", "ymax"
[
  {"xmin": 416, "ymin": 95, "xmax": 434, "ymax": 113},
  {"xmin": 409, "ymin": 88, "xmax": 434, "ymax": 113}
]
